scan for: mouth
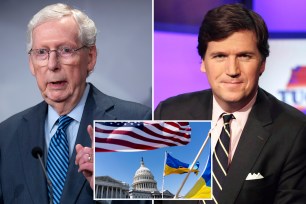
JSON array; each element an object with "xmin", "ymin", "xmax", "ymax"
[
  {"xmin": 221, "ymin": 81, "xmax": 244, "ymax": 89},
  {"xmin": 225, "ymin": 81, "xmax": 243, "ymax": 84},
  {"xmin": 48, "ymin": 80, "xmax": 67, "ymax": 89},
  {"xmin": 50, "ymin": 81, "xmax": 66, "ymax": 85},
  {"xmin": 221, "ymin": 79, "xmax": 243, "ymax": 84}
]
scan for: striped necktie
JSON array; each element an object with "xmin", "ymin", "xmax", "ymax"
[
  {"xmin": 212, "ymin": 113, "xmax": 234, "ymax": 204},
  {"xmin": 46, "ymin": 115, "xmax": 73, "ymax": 204}
]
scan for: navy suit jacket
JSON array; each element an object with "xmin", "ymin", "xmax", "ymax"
[
  {"xmin": 155, "ymin": 88, "xmax": 306, "ymax": 204},
  {"xmin": 0, "ymin": 84, "xmax": 151, "ymax": 204}
]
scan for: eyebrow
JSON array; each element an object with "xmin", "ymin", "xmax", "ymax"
[
  {"xmin": 209, "ymin": 51, "xmax": 256, "ymax": 56},
  {"xmin": 237, "ymin": 51, "xmax": 256, "ymax": 55}
]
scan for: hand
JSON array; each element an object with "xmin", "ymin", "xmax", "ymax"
[{"xmin": 75, "ymin": 125, "xmax": 94, "ymax": 189}]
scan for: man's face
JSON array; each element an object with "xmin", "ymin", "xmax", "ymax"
[
  {"xmin": 29, "ymin": 16, "xmax": 96, "ymax": 110},
  {"xmin": 201, "ymin": 30, "xmax": 265, "ymax": 112}
]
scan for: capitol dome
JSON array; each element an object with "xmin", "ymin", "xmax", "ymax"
[{"xmin": 132, "ymin": 157, "xmax": 157, "ymax": 192}]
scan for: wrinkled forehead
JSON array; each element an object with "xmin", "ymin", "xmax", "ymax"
[
  {"xmin": 33, "ymin": 15, "xmax": 79, "ymax": 33},
  {"xmin": 32, "ymin": 16, "xmax": 80, "ymax": 45}
]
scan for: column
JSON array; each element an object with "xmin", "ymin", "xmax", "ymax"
[
  {"xmin": 99, "ymin": 186, "xmax": 101, "ymax": 198},
  {"xmin": 95, "ymin": 185, "xmax": 98, "ymax": 198},
  {"xmin": 97, "ymin": 186, "xmax": 101, "ymax": 198}
]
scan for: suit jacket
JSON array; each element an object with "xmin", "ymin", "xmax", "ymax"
[
  {"xmin": 155, "ymin": 88, "xmax": 306, "ymax": 204},
  {"xmin": 0, "ymin": 84, "xmax": 151, "ymax": 204}
]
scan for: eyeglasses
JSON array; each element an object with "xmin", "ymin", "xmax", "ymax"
[{"xmin": 28, "ymin": 45, "xmax": 88, "ymax": 65}]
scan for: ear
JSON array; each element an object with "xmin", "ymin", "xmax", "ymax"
[
  {"xmin": 87, "ymin": 45, "xmax": 97, "ymax": 73},
  {"xmin": 259, "ymin": 60, "xmax": 266, "ymax": 76},
  {"xmin": 29, "ymin": 56, "xmax": 36, "ymax": 76},
  {"xmin": 200, "ymin": 60, "xmax": 206, "ymax": 73}
]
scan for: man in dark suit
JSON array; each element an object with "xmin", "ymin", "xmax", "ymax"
[
  {"xmin": 155, "ymin": 4, "xmax": 306, "ymax": 204},
  {"xmin": 0, "ymin": 3, "xmax": 151, "ymax": 204}
]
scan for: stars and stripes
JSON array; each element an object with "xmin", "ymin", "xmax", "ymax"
[{"xmin": 95, "ymin": 121, "xmax": 191, "ymax": 152}]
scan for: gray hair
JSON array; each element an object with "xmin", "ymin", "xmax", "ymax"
[{"xmin": 27, "ymin": 3, "xmax": 97, "ymax": 51}]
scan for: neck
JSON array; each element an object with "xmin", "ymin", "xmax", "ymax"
[
  {"xmin": 218, "ymin": 101, "xmax": 246, "ymax": 113},
  {"xmin": 215, "ymin": 90, "xmax": 258, "ymax": 114},
  {"xmin": 46, "ymin": 85, "xmax": 86, "ymax": 116},
  {"xmin": 51, "ymin": 102, "xmax": 78, "ymax": 116}
]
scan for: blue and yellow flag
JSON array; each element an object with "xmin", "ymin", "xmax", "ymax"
[
  {"xmin": 184, "ymin": 151, "xmax": 211, "ymax": 199},
  {"xmin": 164, "ymin": 152, "xmax": 200, "ymax": 176}
]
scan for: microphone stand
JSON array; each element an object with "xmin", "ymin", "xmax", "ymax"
[{"xmin": 32, "ymin": 147, "xmax": 54, "ymax": 204}]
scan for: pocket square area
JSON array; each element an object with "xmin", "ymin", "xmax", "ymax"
[{"xmin": 246, "ymin": 173, "xmax": 264, "ymax": 180}]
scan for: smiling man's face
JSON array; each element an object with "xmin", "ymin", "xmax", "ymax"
[{"xmin": 201, "ymin": 30, "xmax": 265, "ymax": 112}]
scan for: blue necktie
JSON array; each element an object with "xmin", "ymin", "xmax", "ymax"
[{"xmin": 46, "ymin": 115, "xmax": 73, "ymax": 204}]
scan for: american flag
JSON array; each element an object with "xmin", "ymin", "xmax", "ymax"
[{"xmin": 95, "ymin": 121, "xmax": 191, "ymax": 152}]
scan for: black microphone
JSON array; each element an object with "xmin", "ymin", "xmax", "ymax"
[{"xmin": 31, "ymin": 147, "xmax": 53, "ymax": 204}]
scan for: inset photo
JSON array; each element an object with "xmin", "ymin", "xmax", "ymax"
[{"xmin": 93, "ymin": 121, "xmax": 212, "ymax": 201}]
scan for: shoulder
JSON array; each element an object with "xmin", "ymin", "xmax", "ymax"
[
  {"xmin": 154, "ymin": 89, "xmax": 213, "ymax": 120},
  {"xmin": 259, "ymin": 89, "xmax": 306, "ymax": 123},
  {"xmin": 0, "ymin": 102, "xmax": 44, "ymax": 128},
  {"xmin": 104, "ymin": 95, "xmax": 152, "ymax": 120},
  {"xmin": 159, "ymin": 89, "xmax": 212, "ymax": 105},
  {"xmin": 256, "ymin": 89, "xmax": 306, "ymax": 143},
  {"xmin": 0, "ymin": 102, "xmax": 46, "ymax": 143},
  {"xmin": 89, "ymin": 84, "xmax": 151, "ymax": 120}
]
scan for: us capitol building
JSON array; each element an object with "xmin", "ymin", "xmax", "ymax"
[{"xmin": 95, "ymin": 158, "xmax": 174, "ymax": 199}]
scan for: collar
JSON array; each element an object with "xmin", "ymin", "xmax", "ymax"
[
  {"xmin": 212, "ymin": 91, "xmax": 258, "ymax": 128},
  {"xmin": 47, "ymin": 83, "xmax": 90, "ymax": 133}
]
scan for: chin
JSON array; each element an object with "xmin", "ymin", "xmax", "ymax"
[
  {"xmin": 44, "ymin": 92, "xmax": 70, "ymax": 103},
  {"xmin": 220, "ymin": 92, "xmax": 243, "ymax": 102}
]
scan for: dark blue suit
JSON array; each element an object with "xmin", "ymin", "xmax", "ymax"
[{"xmin": 0, "ymin": 84, "xmax": 151, "ymax": 204}]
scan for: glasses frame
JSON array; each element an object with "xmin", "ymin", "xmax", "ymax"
[{"xmin": 28, "ymin": 45, "xmax": 88, "ymax": 62}]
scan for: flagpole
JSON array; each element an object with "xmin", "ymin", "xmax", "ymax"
[
  {"xmin": 174, "ymin": 132, "xmax": 211, "ymax": 198},
  {"xmin": 162, "ymin": 151, "xmax": 167, "ymax": 199}
]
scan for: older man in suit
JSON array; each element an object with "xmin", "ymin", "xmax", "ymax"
[
  {"xmin": 155, "ymin": 4, "xmax": 306, "ymax": 204},
  {"xmin": 0, "ymin": 3, "xmax": 151, "ymax": 204}
]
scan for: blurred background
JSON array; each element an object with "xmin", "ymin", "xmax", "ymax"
[
  {"xmin": 154, "ymin": 0, "xmax": 306, "ymax": 114},
  {"xmin": 0, "ymin": 0, "xmax": 152, "ymax": 122}
]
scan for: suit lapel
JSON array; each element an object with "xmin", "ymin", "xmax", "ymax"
[
  {"xmin": 19, "ymin": 102, "xmax": 49, "ymax": 204},
  {"xmin": 220, "ymin": 89, "xmax": 273, "ymax": 204},
  {"xmin": 61, "ymin": 84, "xmax": 116, "ymax": 203}
]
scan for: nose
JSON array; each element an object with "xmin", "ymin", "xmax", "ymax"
[
  {"xmin": 226, "ymin": 56, "xmax": 240, "ymax": 77},
  {"xmin": 47, "ymin": 50, "xmax": 60, "ymax": 71}
]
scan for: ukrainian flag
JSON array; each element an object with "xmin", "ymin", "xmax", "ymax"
[
  {"xmin": 185, "ymin": 151, "xmax": 211, "ymax": 199},
  {"xmin": 164, "ymin": 152, "xmax": 200, "ymax": 176}
]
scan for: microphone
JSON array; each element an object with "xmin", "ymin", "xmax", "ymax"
[{"xmin": 31, "ymin": 147, "xmax": 53, "ymax": 204}]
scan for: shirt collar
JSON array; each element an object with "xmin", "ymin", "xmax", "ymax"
[
  {"xmin": 212, "ymin": 91, "xmax": 258, "ymax": 127},
  {"xmin": 46, "ymin": 83, "xmax": 90, "ymax": 133}
]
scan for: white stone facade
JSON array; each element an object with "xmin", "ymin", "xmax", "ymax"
[{"xmin": 95, "ymin": 176, "xmax": 129, "ymax": 199}]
